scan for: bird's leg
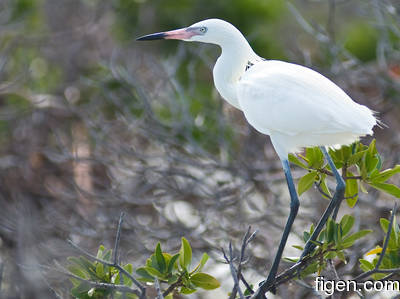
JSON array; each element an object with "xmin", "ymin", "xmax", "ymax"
[
  {"xmin": 301, "ymin": 146, "xmax": 345, "ymax": 258},
  {"xmin": 253, "ymin": 159, "xmax": 299, "ymax": 298}
]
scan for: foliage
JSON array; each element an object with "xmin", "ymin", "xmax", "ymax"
[
  {"xmin": 290, "ymin": 139, "xmax": 400, "ymax": 207},
  {"xmin": 360, "ymin": 215, "xmax": 400, "ymax": 280},
  {"xmin": 67, "ymin": 238, "xmax": 219, "ymax": 299},
  {"xmin": 289, "ymin": 215, "xmax": 372, "ymax": 276},
  {"xmin": 136, "ymin": 237, "xmax": 219, "ymax": 296},
  {"xmin": 67, "ymin": 246, "xmax": 136, "ymax": 299}
]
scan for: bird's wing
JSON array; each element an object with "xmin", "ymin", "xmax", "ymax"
[{"xmin": 237, "ymin": 60, "xmax": 375, "ymax": 136}]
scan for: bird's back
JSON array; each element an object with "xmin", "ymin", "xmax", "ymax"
[{"xmin": 237, "ymin": 60, "xmax": 377, "ymax": 158}]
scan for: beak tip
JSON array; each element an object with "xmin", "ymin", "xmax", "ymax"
[{"xmin": 136, "ymin": 32, "xmax": 167, "ymax": 41}]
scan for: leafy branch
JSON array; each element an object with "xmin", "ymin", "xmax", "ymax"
[{"xmin": 63, "ymin": 213, "xmax": 219, "ymax": 299}]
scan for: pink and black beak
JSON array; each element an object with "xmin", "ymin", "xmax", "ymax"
[{"xmin": 137, "ymin": 27, "xmax": 197, "ymax": 41}]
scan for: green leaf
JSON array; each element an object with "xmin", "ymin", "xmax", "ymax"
[
  {"xmin": 368, "ymin": 139, "xmax": 377, "ymax": 155},
  {"xmin": 69, "ymin": 277, "xmax": 81, "ymax": 287},
  {"xmin": 155, "ymin": 243, "xmax": 166, "ymax": 273},
  {"xmin": 365, "ymin": 139, "xmax": 379, "ymax": 174},
  {"xmin": 292, "ymin": 245, "xmax": 304, "ymax": 251},
  {"xmin": 179, "ymin": 237, "xmax": 192, "ymax": 270},
  {"xmin": 123, "ymin": 263, "xmax": 133, "ymax": 274},
  {"xmin": 71, "ymin": 282, "xmax": 91, "ymax": 297},
  {"xmin": 198, "ymin": 253, "xmax": 209, "ymax": 272},
  {"xmin": 333, "ymin": 222, "xmax": 340, "ymax": 245},
  {"xmin": 324, "ymin": 251, "xmax": 336, "ymax": 259},
  {"xmin": 369, "ymin": 182, "xmax": 400, "ymax": 198},
  {"xmin": 347, "ymin": 150, "xmax": 366, "ymax": 165},
  {"xmin": 190, "ymin": 273, "xmax": 220, "ymax": 290},
  {"xmin": 96, "ymin": 245, "xmax": 105, "ymax": 259},
  {"xmin": 244, "ymin": 285, "xmax": 254, "ymax": 296},
  {"xmin": 370, "ymin": 165, "xmax": 400, "ymax": 183},
  {"xmin": 340, "ymin": 215, "xmax": 354, "ymax": 236},
  {"xmin": 68, "ymin": 256, "xmax": 96, "ymax": 279},
  {"xmin": 319, "ymin": 174, "xmax": 332, "ymax": 199},
  {"xmin": 143, "ymin": 266, "xmax": 164, "ymax": 279},
  {"xmin": 95, "ymin": 263, "xmax": 104, "ymax": 278},
  {"xmin": 68, "ymin": 265, "xmax": 87, "ymax": 279},
  {"xmin": 168, "ymin": 274, "xmax": 178, "ymax": 284},
  {"xmin": 122, "ymin": 264, "xmax": 134, "ymax": 286},
  {"xmin": 191, "ymin": 253, "xmax": 209, "ymax": 274},
  {"xmin": 359, "ymin": 259, "xmax": 374, "ymax": 272},
  {"xmin": 306, "ymin": 148, "xmax": 324, "ymax": 168},
  {"xmin": 340, "ymin": 145, "xmax": 352, "ymax": 163},
  {"xmin": 379, "ymin": 218, "xmax": 398, "ymax": 249},
  {"xmin": 326, "ymin": 219, "xmax": 335, "ymax": 243},
  {"xmin": 345, "ymin": 171, "xmax": 358, "ymax": 207},
  {"xmin": 337, "ymin": 251, "xmax": 346, "ymax": 262},
  {"xmin": 283, "ymin": 257, "xmax": 299, "ymax": 262},
  {"xmin": 342, "ymin": 230, "xmax": 372, "ymax": 248},
  {"xmin": 102, "ymin": 249, "xmax": 112, "ymax": 262},
  {"xmin": 288, "ymin": 154, "xmax": 308, "ymax": 169},
  {"xmin": 380, "ymin": 218, "xmax": 389, "ymax": 233},
  {"xmin": 180, "ymin": 286, "xmax": 197, "ymax": 294},
  {"xmin": 136, "ymin": 267, "xmax": 154, "ymax": 282},
  {"xmin": 303, "ymin": 231, "xmax": 310, "ymax": 243},
  {"xmin": 298, "ymin": 171, "xmax": 317, "ymax": 195},
  {"xmin": 167, "ymin": 253, "xmax": 180, "ymax": 274}
]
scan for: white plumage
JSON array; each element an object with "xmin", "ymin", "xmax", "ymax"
[
  {"xmin": 238, "ymin": 60, "xmax": 376, "ymax": 158},
  {"xmin": 138, "ymin": 18, "xmax": 377, "ymax": 158}
]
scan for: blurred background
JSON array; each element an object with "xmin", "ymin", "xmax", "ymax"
[{"xmin": 0, "ymin": 0, "xmax": 399, "ymax": 298}]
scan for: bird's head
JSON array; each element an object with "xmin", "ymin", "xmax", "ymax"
[{"xmin": 136, "ymin": 19, "xmax": 243, "ymax": 46}]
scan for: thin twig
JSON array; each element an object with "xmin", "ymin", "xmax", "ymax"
[
  {"xmin": 239, "ymin": 228, "xmax": 257, "ymax": 295},
  {"xmin": 162, "ymin": 274, "xmax": 183, "ymax": 297},
  {"xmin": 154, "ymin": 277, "xmax": 164, "ymax": 299},
  {"xmin": 113, "ymin": 212, "xmax": 124, "ymax": 265},
  {"xmin": 226, "ymin": 228, "xmax": 257, "ymax": 298},
  {"xmin": 223, "ymin": 244, "xmax": 245, "ymax": 299},
  {"xmin": 41, "ymin": 263, "xmax": 141, "ymax": 296},
  {"xmin": 315, "ymin": 181, "xmax": 333, "ymax": 200}
]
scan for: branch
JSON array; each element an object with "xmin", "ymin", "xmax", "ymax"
[
  {"xmin": 67, "ymin": 240, "xmax": 145, "ymax": 293},
  {"xmin": 67, "ymin": 213, "xmax": 146, "ymax": 297},
  {"xmin": 251, "ymin": 245, "xmax": 337, "ymax": 297},
  {"xmin": 162, "ymin": 274, "xmax": 183, "ymax": 297},
  {"xmin": 238, "ymin": 228, "xmax": 257, "ymax": 295},
  {"xmin": 154, "ymin": 277, "xmax": 164, "ymax": 299},
  {"xmin": 223, "ymin": 244, "xmax": 245, "ymax": 299},
  {"xmin": 113, "ymin": 212, "xmax": 124, "ymax": 265},
  {"xmin": 355, "ymin": 203, "xmax": 398, "ymax": 281},
  {"xmin": 41, "ymin": 263, "xmax": 141, "ymax": 296},
  {"xmin": 225, "ymin": 227, "xmax": 257, "ymax": 299}
]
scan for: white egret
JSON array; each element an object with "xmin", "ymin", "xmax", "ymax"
[{"xmin": 137, "ymin": 19, "xmax": 377, "ymax": 298}]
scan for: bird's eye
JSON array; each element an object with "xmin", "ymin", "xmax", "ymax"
[{"xmin": 199, "ymin": 27, "xmax": 207, "ymax": 33}]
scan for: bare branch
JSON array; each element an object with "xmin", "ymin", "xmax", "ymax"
[
  {"xmin": 223, "ymin": 244, "xmax": 245, "ymax": 299},
  {"xmin": 113, "ymin": 212, "xmax": 125, "ymax": 265},
  {"xmin": 154, "ymin": 277, "xmax": 164, "ymax": 299}
]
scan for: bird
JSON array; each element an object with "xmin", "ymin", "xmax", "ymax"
[{"xmin": 137, "ymin": 18, "xmax": 377, "ymax": 298}]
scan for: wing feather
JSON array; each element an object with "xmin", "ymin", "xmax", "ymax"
[{"xmin": 237, "ymin": 60, "xmax": 375, "ymax": 137}]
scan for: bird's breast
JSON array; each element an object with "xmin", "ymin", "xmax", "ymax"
[{"xmin": 212, "ymin": 58, "xmax": 244, "ymax": 110}]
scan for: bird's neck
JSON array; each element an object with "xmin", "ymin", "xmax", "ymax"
[{"xmin": 213, "ymin": 40, "xmax": 258, "ymax": 110}]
